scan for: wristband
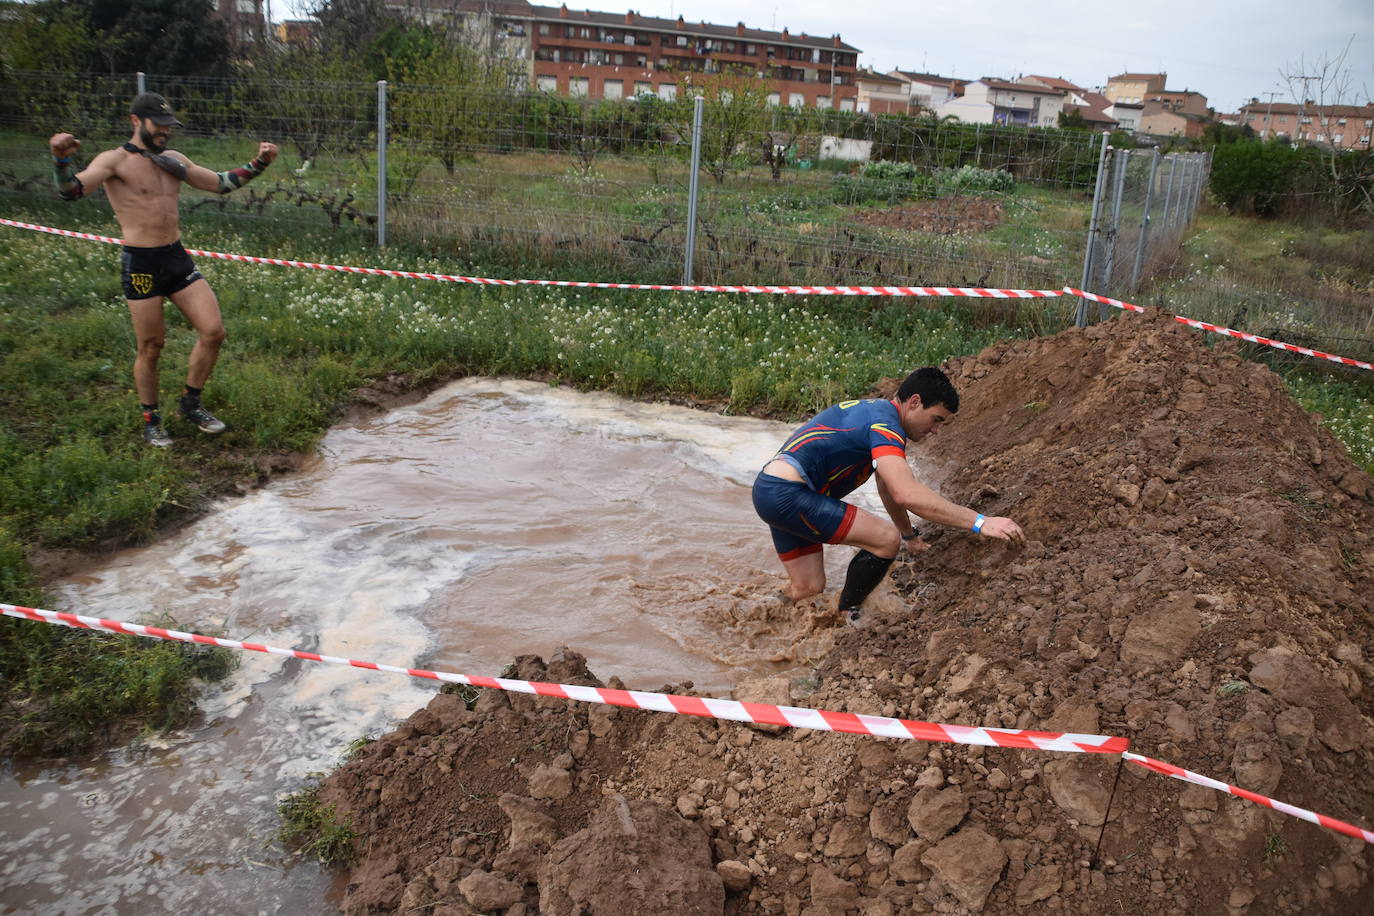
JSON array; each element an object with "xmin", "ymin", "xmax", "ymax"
[
  {"xmin": 53, "ymin": 156, "xmax": 71, "ymax": 165},
  {"xmin": 901, "ymin": 529, "xmax": 920, "ymax": 540},
  {"xmin": 972, "ymin": 514, "xmax": 986, "ymax": 533}
]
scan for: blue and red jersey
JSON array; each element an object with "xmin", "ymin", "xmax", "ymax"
[{"xmin": 774, "ymin": 398, "xmax": 907, "ymax": 497}]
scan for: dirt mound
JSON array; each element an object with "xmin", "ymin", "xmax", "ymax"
[
  {"xmin": 317, "ymin": 309, "xmax": 1373, "ymax": 914},
  {"xmin": 854, "ymin": 196, "xmax": 1004, "ymax": 235}
]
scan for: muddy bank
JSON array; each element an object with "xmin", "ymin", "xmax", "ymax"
[{"xmin": 317, "ymin": 310, "xmax": 1374, "ymax": 914}]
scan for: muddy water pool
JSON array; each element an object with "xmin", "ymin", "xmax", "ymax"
[{"xmin": 0, "ymin": 378, "xmax": 899, "ymax": 914}]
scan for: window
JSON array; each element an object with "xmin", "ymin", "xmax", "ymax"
[
  {"xmin": 237, "ymin": 0, "xmax": 255, "ymax": 12},
  {"xmin": 676, "ymin": 36, "xmax": 687, "ymax": 47},
  {"xmin": 603, "ymin": 79, "xmax": 623, "ymax": 100},
  {"xmin": 1333, "ymin": 134, "xmax": 1343, "ymax": 144},
  {"xmin": 767, "ymin": 91, "xmax": 781, "ymax": 106},
  {"xmin": 570, "ymin": 76, "xmax": 589, "ymax": 96},
  {"xmin": 789, "ymin": 92, "xmax": 804, "ymax": 107},
  {"xmin": 634, "ymin": 81, "xmax": 652, "ymax": 95},
  {"xmin": 1361, "ymin": 136, "xmax": 1371, "ymax": 144},
  {"xmin": 1300, "ymin": 116, "xmax": 1311, "ymax": 124},
  {"xmin": 578, "ymin": 27, "xmax": 591, "ymax": 39},
  {"xmin": 536, "ymin": 74, "xmax": 558, "ymax": 92},
  {"xmin": 539, "ymin": 23, "xmax": 549, "ymax": 35},
  {"xmin": 816, "ymin": 95, "xmax": 830, "ymax": 108},
  {"xmin": 746, "ymin": 44, "xmax": 756, "ymax": 54}
]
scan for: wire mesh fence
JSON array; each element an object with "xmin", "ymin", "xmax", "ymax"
[
  {"xmin": 0, "ymin": 70, "xmax": 1207, "ymax": 307},
  {"xmin": 1080, "ymin": 146, "xmax": 1211, "ymax": 313}
]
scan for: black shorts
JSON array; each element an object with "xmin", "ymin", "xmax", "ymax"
[{"xmin": 120, "ymin": 241, "xmax": 203, "ymax": 300}]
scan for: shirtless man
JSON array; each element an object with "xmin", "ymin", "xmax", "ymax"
[
  {"xmin": 752, "ymin": 367, "xmax": 1025, "ymax": 623},
  {"xmin": 50, "ymin": 92, "xmax": 278, "ymax": 446}
]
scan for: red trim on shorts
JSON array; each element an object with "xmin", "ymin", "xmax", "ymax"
[
  {"xmin": 871, "ymin": 445, "xmax": 905, "ymax": 459},
  {"xmin": 828, "ymin": 503, "xmax": 858, "ymax": 544},
  {"xmin": 778, "ymin": 543, "xmax": 824, "ymax": 562}
]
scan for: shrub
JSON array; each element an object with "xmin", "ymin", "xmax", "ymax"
[{"xmin": 1209, "ymin": 141, "xmax": 1298, "ymax": 216}]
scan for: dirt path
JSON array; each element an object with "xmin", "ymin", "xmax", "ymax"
[{"xmin": 317, "ymin": 309, "xmax": 1374, "ymax": 915}]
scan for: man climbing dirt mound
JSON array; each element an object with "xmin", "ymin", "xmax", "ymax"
[{"xmin": 317, "ymin": 309, "xmax": 1372, "ymax": 915}]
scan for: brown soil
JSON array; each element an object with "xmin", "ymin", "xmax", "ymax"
[
  {"xmin": 854, "ymin": 196, "xmax": 1004, "ymax": 235},
  {"xmin": 315, "ymin": 309, "xmax": 1374, "ymax": 915}
]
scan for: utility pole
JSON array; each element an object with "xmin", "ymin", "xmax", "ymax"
[{"xmin": 1261, "ymin": 90, "xmax": 1280, "ymax": 139}]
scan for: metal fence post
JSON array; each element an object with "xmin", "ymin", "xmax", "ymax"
[
  {"xmin": 1099, "ymin": 148, "xmax": 1130, "ymax": 319},
  {"xmin": 1129, "ymin": 148, "xmax": 1161, "ymax": 291},
  {"xmin": 1159, "ymin": 156, "xmax": 1177, "ymax": 242},
  {"xmin": 377, "ymin": 80, "xmax": 388, "ymax": 247},
  {"xmin": 1076, "ymin": 131, "xmax": 1111, "ymax": 327},
  {"xmin": 137, "ymin": 72, "xmax": 146, "ymax": 95},
  {"xmin": 684, "ymin": 94, "xmax": 704, "ymax": 285}
]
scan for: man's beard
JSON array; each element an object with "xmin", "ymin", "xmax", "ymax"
[{"xmin": 139, "ymin": 124, "xmax": 168, "ymax": 152}]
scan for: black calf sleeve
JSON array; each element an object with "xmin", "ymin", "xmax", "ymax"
[{"xmin": 838, "ymin": 549, "xmax": 895, "ymax": 611}]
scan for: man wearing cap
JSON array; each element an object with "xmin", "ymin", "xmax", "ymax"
[
  {"xmin": 49, "ymin": 92, "xmax": 278, "ymax": 446},
  {"xmin": 752, "ymin": 367, "xmax": 1025, "ymax": 624}
]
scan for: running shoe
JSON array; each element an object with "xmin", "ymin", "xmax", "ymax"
[
  {"xmin": 843, "ymin": 606, "xmax": 862, "ymax": 626},
  {"xmin": 179, "ymin": 397, "xmax": 226, "ymax": 434},
  {"xmin": 143, "ymin": 421, "xmax": 173, "ymax": 448}
]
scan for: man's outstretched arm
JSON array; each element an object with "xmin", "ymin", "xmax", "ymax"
[
  {"xmin": 181, "ymin": 141, "xmax": 279, "ymax": 194},
  {"xmin": 874, "ymin": 455, "xmax": 1024, "ymax": 542},
  {"xmin": 50, "ymin": 133, "xmax": 116, "ymax": 200}
]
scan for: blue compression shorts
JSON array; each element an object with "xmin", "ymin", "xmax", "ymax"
[{"xmin": 751, "ymin": 471, "xmax": 857, "ymax": 561}]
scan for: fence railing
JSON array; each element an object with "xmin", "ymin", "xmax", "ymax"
[{"xmin": 0, "ymin": 70, "xmax": 1209, "ymax": 309}]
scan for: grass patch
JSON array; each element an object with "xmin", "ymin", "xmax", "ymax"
[
  {"xmin": 0, "ymin": 615, "xmax": 237, "ymax": 757},
  {"xmin": 277, "ymin": 778, "xmax": 357, "ymax": 867}
]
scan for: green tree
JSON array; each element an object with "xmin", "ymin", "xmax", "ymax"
[
  {"xmin": 11, "ymin": 0, "xmax": 231, "ymax": 76},
  {"xmin": 1209, "ymin": 140, "xmax": 1298, "ymax": 216},
  {"xmin": 670, "ymin": 70, "xmax": 771, "ymax": 185},
  {"xmin": 389, "ymin": 44, "xmax": 513, "ymax": 176},
  {"xmin": 1057, "ymin": 107, "xmax": 1089, "ymax": 130}
]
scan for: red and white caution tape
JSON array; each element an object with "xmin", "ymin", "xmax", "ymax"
[
  {"xmin": 1124, "ymin": 752, "xmax": 1374, "ymax": 845},
  {"xmin": 0, "ymin": 603, "xmax": 1125, "ymax": 754},
  {"xmin": 7, "ymin": 218, "xmax": 1368, "ymax": 370},
  {"xmin": 7, "ymin": 603, "xmax": 1373, "ymax": 845},
  {"xmin": 0, "ymin": 218, "xmax": 1060, "ymax": 298},
  {"xmin": 1065, "ymin": 286, "xmax": 1374, "ymax": 372}
]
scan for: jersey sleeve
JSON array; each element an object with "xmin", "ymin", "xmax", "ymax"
[{"xmin": 867, "ymin": 418, "xmax": 907, "ymax": 459}]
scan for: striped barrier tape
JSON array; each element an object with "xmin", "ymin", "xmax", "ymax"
[
  {"xmin": 5, "ymin": 604, "xmax": 1372, "ymax": 845},
  {"xmin": 1065, "ymin": 286, "xmax": 1374, "ymax": 372},
  {"xmin": 1123, "ymin": 752, "xmax": 1374, "ymax": 845},
  {"xmin": 6, "ymin": 216, "xmax": 1368, "ymax": 373},
  {"xmin": 0, "ymin": 218, "xmax": 1060, "ymax": 299},
  {"xmin": 0, "ymin": 603, "xmax": 1123, "ymax": 754}
]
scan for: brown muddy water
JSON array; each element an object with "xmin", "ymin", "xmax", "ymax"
[{"xmin": 0, "ymin": 378, "xmax": 901, "ymax": 914}]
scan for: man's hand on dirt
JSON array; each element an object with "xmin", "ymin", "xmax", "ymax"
[{"xmin": 979, "ymin": 516, "xmax": 1025, "ymax": 544}]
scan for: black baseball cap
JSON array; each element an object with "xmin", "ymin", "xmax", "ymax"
[{"xmin": 130, "ymin": 92, "xmax": 183, "ymax": 127}]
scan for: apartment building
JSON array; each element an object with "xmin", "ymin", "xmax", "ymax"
[
  {"xmin": 1239, "ymin": 100, "xmax": 1374, "ymax": 150},
  {"xmin": 888, "ymin": 71, "xmax": 966, "ymax": 111},
  {"xmin": 937, "ymin": 79, "xmax": 1066, "ymax": 128},
  {"xmin": 524, "ymin": 5, "xmax": 859, "ymax": 107},
  {"xmin": 1023, "ymin": 76, "xmax": 1117, "ymax": 129},
  {"xmin": 216, "ymin": 0, "xmax": 266, "ymax": 53},
  {"xmin": 855, "ymin": 68, "xmax": 911, "ymax": 114},
  {"xmin": 1105, "ymin": 72, "xmax": 1166, "ymax": 105},
  {"xmin": 1145, "ymin": 89, "xmax": 1208, "ymax": 116}
]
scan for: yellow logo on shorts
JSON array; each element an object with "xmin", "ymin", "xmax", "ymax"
[{"xmin": 130, "ymin": 273, "xmax": 153, "ymax": 295}]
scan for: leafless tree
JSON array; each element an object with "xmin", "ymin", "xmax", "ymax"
[{"xmin": 1280, "ymin": 36, "xmax": 1374, "ymax": 221}]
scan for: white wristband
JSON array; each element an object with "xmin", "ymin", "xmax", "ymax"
[{"xmin": 972, "ymin": 514, "xmax": 986, "ymax": 533}]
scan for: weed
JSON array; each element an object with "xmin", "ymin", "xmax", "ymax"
[
  {"xmin": 341, "ymin": 735, "xmax": 375, "ymax": 762},
  {"xmin": 1216, "ymin": 680, "xmax": 1249, "ymax": 699},
  {"xmin": 442, "ymin": 682, "xmax": 484, "ymax": 711},
  {"xmin": 1263, "ymin": 829, "xmax": 1287, "ymax": 862},
  {"xmin": 277, "ymin": 779, "xmax": 357, "ymax": 867}
]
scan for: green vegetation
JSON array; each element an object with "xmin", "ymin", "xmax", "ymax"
[
  {"xmin": 277, "ymin": 779, "xmax": 357, "ymax": 867},
  {"xmin": 0, "ymin": 614, "xmax": 237, "ymax": 757}
]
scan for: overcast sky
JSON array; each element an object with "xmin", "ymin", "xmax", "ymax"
[{"xmin": 274, "ymin": 0, "xmax": 1374, "ymax": 113}]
